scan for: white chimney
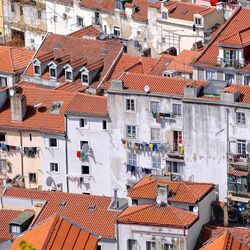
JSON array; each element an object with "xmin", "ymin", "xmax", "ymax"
[{"xmin": 156, "ymin": 185, "xmax": 168, "ymax": 206}]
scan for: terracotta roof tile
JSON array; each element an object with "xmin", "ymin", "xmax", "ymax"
[
  {"xmin": 0, "ymin": 46, "xmax": 34, "ymax": 73},
  {"xmin": 3, "ymin": 188, "xmax": 120, "ymax": 239},
  {"xmin": 79, "ymin": 0, "xmax": 114, "ymax": 13},
  {"xmin": 128, "ymin": 176, "xmax": 214, "ymax": 204},
  {"xmin": 11, "ymin": 214, "xmax": 99, "ymax": 250},
  {"xmin": 65, "ymin": 93, "xmax": 108, "ymax": 116},
  {"xmin": 69, "ymin": 25, "xmax": 101, "ymax": 38},
  {"xmin": 117, "ymin": 203, "xmax": 198, "ymax": 228},
  {"xmin": 227, "ymin": 169, "xmax": 249, "ymax": 176},
  {"xmin": 200, "ymin": 230, "xmax": 249, "ymax": 250},
  {"xmin": 0, "ymin": 210, "xmax": 23, "ymax": 243},
  {"xmin": 54, "ymin": 82, "xmax": 86, "ymax": 92}
]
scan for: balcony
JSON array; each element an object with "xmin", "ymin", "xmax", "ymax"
[
  {"xmin": 228, "ymin": 153, "xmax": 249, "ymax": 167},
  {"xmin": 218, "ymin": 58, "xmax": 242, "ymax": 69},
  {"xmin": 167, "ymin": 146, "xmax": 184, "ymax": 161}
]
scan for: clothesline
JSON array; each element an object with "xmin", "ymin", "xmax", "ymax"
[
  {"xmin": 0, "ymin": 143, "xmax": 38, "ymax": 158},
  {"xmin": 127, "ymin": 164, "xmax": 152, "ymax": 179}
]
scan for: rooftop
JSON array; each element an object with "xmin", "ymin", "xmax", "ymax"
[
  {"xmin": 117, "ymin": 203, "xmax": 198, "ymax": 228},
  {"xmin": 128, "ymin": 176, "xmax": 214, "ymax": 204},
  {"xmin": 11, "ymin": 214, "xmax": 99, "ymax": 250},
  {"xmin": 69, "ymin": 25, "xmax": 102, "ymax": 39}
]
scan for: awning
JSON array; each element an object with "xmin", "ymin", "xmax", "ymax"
[{"xmin": 226, "ymin": 195, "xmax": 250, "ymax": 203}]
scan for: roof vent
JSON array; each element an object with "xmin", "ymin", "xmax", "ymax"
[
  {"xmin": 59, "ymin": 201, "xmax": 67, "ymax": 207},
  {"xmin": 50, "ymin": 101, "xmax": 63, "ymax": 114},
  {"xmin": 88, "ymin": 204, "xmax": 96, "ymax": 211},
  {"xmin": 54, "ymin": 42, "xmax": 62, "ymax": 49},
  {"xmin": 102, "ymin": 47, "xmax": 109, "ymax": 55}
]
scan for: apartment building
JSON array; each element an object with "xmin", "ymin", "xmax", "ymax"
[{"xmin": 3, "ymin": 0, "xmax": 47, "ymax": 49}]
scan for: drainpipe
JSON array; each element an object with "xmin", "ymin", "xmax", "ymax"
[
  {"xmin": 116, "ymin": 222, "xmax": 120, "ymax": 250},
  {"xmin": 226, "ymin": 108, "xmax": 230, "ymax": 170},
  {"xmin": 65, "ymin": 114, "xmax": 69, "ymax": 193},
  {"xmin": 19, "ymin": 131, "xmax": 24, "ymax": 176}
]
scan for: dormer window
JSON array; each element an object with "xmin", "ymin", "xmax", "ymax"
[
  {"xmin": 82, "ymin": 72, "xmax": 89, "ymax": 85},
  {"xmin": 162, "ymin": 11, "xmax": 168, "ymax": 19},
  {"xmin": 49, "ymin": 67, "xmax": 57, "ymax": 79},
  {"xmin": 195, "ymin": 17, "xmax": 202, "ymax": 26},
  {"xmin": 65, "ymin": 70, "xmax": 73, "ymax": 82},
  {"xmin": 223, "ymin": 49, "xmax": 237, "ymax": 67},
  {"xmin": 34, "ymin": 65, "xmax": 41, "ymax": 76}
]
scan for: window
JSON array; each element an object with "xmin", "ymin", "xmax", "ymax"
[
  {"xmin": 173, "ymin": 131, "xmax": 183, "ymax": 151},
  {"xmin": 29, "ymin": 173, "xmax": 37, "ymax": 183},
  {"xmin": 10, "ymin": 225, "xmax": 21, "ymax": 234},
  {"xmin": 82, "ymin": 73, "xmax": 89, "ymax": 84},
  {"xmin": 65, "ymin": 70, "xmax": 73, "ymax": 81},
  {"xmin": 128, "ymin": 153, "xmax": 137, "ymax": 166},
  {"xmin": 152, "ymin": 155, "xmax": 161, "ymax": 169},
  {"xmin": 237, "ymin": 140, "xmax": 246, "ymax": 155},
  {"xmin": 236, "ymin": 112, "xmax": 246, "ymax": 125},
  {"xmin": 161, "ymin": 37, "xmax": 166, "ymax": 44},
  {"xmin": 102, "ymin": 120, "xmax": 107, "ymax": 130},
  {"xmin": 205, "ymin": 70, "xmax": 216, "ymax": 80},
  {"xmin": 54, "ymin": 15, "xmax": 58, "ymax": 22},
  {"xmin": 29, "ymin": 134, "xmax": 32, "ymax": 141},
  {"xmin": 126, "ymin": 125, "xmax": 136, "ymax": 139},
  {"xmin": 225, "ymin": 73, "xmax": 235, "ymax": 83},
  {"xmin": 244, "ymin": 76, "xmax": 250, "ymax": 85},
  {"xmin": 80, "ymin": 141, "xmax": 88, "ymax": 150},
  {"xmin": 172, "ymin": 103, "xmax": 182, "ymax": 116},
  {"xmin": 128, "ymin": 239, "xmax": 137, "ymax": 250},
  {"xmin": 167, "ymin": 161, "xmax": 178, "ymax": 173},
  {"xmin": 150, "ymin": 101, "xmax": 160, "ymax": 113},
  {"xmin": 34, "ymin": 65, "xmax": 41, "ymax": 75},
  {"xmin": 137, "ymin": 30, "xmax": 141, "ymax": 36},
  {"xmin": 132, "ymin": 199, "xmax": 138, "ymax": 205},
  {"xmin": 79, "ymin": 119, "xmax": 87, "ymax": 128},
  {"xmin": 49, "ymin": 67, "xmax": 56, "ymax": 79},
  {"xmin": 164, "ymin": 243, "xmax": 174, "ymax": 250},
  {"xmin": 223, "ymin": 50, "xmax": 237, "ymax": 66},
  {"xmin": 114, "ymin": 26, "xmax": 121, "ymax": 37},
  {"xmin": 162, "ymin": 11, "xmax": 168, "ymax": 19},
  {"xmin": 146, "ymin": 241, "xmax": 156, "ymax": 250},
  {"xmin": 49, "ymin": 138, "xmax": 58, "ymax": 148},
  {"xmin": 0, "ymin": 133, "xmax": 6, "ymax": 142},
  {"xmin": 104, "ymin": 25, "xmax": 107, "ymax": 33},
  {"xmin": 50, "ymin": 162, "xmax": 59, "ymax": 173},
  {"xmin": 125, "ymin": 98, "xmax": 135, "ymax": 112},
  {"xmin": 0, "ymin": 76, "xmax": 7, "ymax": 87},
  {"xmin": 134, "ymin": 40, "xmax": 140, "ymax": 49},
  {"xmin": 77, "ymin": 16, "xmax": 84, "ymax": 27},
  {"xmin": 151, "ymin": 128, "xmax": 161, "ymax": 142},
  {"xmin": 20, "ymin": 6, "xmax": 23, "ymax": 16},
  {"xmin": 94, "ymin": 12, "xmax": 100, "ymax": 25},
  {"xmin": 11, "ymin": 3, "xmax": 15, "ymax": 12},
  {"xmin": 96, "ymin": 246, "xmax": 101, "ymax": 250},
  {"xmin": 81, "ymin": 165, "xmax": 90, "ymax": 175},
  {"xmin": 38, "ymin": 10, "xmax": 42, "ymax": 19},
  {"xmin": 195, "ymin": 17, "xmax": 202, "ymax": 26}
]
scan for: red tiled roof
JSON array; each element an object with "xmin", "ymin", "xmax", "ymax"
[
  {"xmin": 69, "ymin": 25, "xmax": 101, "ymax": 38},
  {"xmin": 0, "ymin": 46, "xmax": 34, "ymax": 73},
  {"xmin": 3, "ymin": 188, "xmax": 120, "ymax": 239},
  {"xmin": 24, "ymin": 33, "xmax": 123, "ymax": 86},
  {"xmin": 196, "ymin": 224, "xmax": 250, "ymax": 249},
  {"xmin": 0, "ymin": 84, "xmax": 76, "ymax": 134},
  {"xmin": 110, "ymin": 54, "xmax": 157, "ymax": 79},
  {"xmin": 117, "ymin": 203, "xmax": 198, "ymax": 228},
  {"xmin": 227, "ymin": 169, "xmax": 249, "ymax": 177},
  {"xmin": 65, "ymin": 93, "xmax": 108, "ymax": 116},
  {"xmin": 54, "ymin": 82, "xmax": 86, "ymax": 92},
  {"xmin": 11, "ymin": 214, "xmax": 99, "ymax": 250},
  {"xmin": 200, "ymin": 230, "xmax": 249, "ymax": 250},
  {"xmin": 128, "ymin": 176, "xmax": 214, "ymax": 204},
  {"xmin": 166, "ymin": 1, "xmax": 215, "ymax": 21},
  {"xmin": 223, "ymin": 84, "xmax": 250, "ymax": 104},
  {"xmin": 195, "ymin": 7, "xmax": 250, "ymax": 68},
  {"xmin": 79, "ymin": 0, "xmax": 114, "ymax": 13},
  {"xmin": 0, "ymin": 210, "xmax": 23, "ymax": 243}
]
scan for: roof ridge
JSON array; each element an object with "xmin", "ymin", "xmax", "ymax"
[
  {"xmin": 8, "ymin": 47, "xmax": 15, "ymax": 72},
  {"xmin": 167, "ymin": 205, "xmax": 191, "ymax": 227},
  {"xmin": 118, "ymin": 204, "xmax": 153, "ymax": 219}
]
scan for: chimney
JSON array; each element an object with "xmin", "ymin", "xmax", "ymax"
[
  {"xmin": 220, "ymin": 90, "xmax": 239, "ymax": 103},
  {"xmin": 184, "ymin": 82, "xmax": 203, "ymax": 98},
  {"xmin": 156, "ymin": 185, "xmax": 168, "ymax": 206},
  {"xmin": 0, "ymin": 88, "xmax": 8, "ymax": 109},
  {"xmin": 10, "ymin": 94, "xmax": 27, "ymax": 122},
  {"xmin": 113, "ymin": 188, "xmax": 118, "ymax": 209},
  {"xmin": 110, "ymin": 79, "xmax": 124, "ymax": 90}
]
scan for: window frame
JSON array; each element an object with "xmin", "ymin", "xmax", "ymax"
[
  {"xmin": 34, "ymin": 64, "xmax": 41, "ymax": 76},
  {"xmin": 162, "ymin": 11, "xmax": 168, "ymax": 19},
  {"xmin": 0, "ymin": 76, "xmax": 7, "ymax": 87},
  {"xmin": 205, "ymin": 69, "xmax": 217, "ymax": 80},
  {"xmin": 236, "ymin": 111, "xmax": 246, "ymax": 125},
  {"xmin": 102, "ymin": 120, "xmax": 107, "ymax": 130},
  {"xmin": 237, "ymin": 140, "xmax": 246, "ymax": 155},
  {"xmin": 126, "ymin": 125, "xmax": 136, "ymax": 139},
  {"xmin": 49, "ymin": 138, "xmax": 58, "ymax": 148},
  {"xmin": 0, "ymin": 132, "xmax": 6, "ymax": 142},
  {"xmin": 128, "ymin": 239, "xmax": 138, "ymax": 250},
  {"xmin": 38, "ymin": 10, "xmax": 42, "ymax": 19},
  {"xmin": 49, "ymin": 66, "xmax": 57, "ymax": 79},
  {"xmin": 29, "ymin": 173, "xmax": 37, "ymax": 184},
  {"xmin": 79, "ymin": 118, "xmax": 88, "ymax": 129},
  {"xmin": 125, "ymin": 98, "xmax": 136, "ymax": 112},
  {"xmin": 20, "ymin": 5, "xmax": 23, "ymax": 16},
  {"xmin": 146, "ymin": 241, "xmax": 156, "ymax": 250},
  {"xmin": 152, "ymin": 155, "xmax": 161, "ymax": 169},
  {"xmin": 172, "ymin": 103, "xmax": 182, "ymax": 117},
  {"xmin": 50, "ymin": 162, "xmax": 59, "ymax": 173},
  {"xmin": 81, "ymin": 165, "xmax": 90, "ymax": 175},
  {"xmin": 224, "ymin": 72, "xmax": 235, "ymax": 83},
  {"xmin": 128, "ymin": 152, "xmax": 137, "ymax": 166},
  {"xmin": 195, "ymin": 17, "xmax": 202, "ymax": 26},
  {"xmin": 65, "ymin": 70, "xmax": 73, "ymax": 82},
  {"xmin": 113, "ymin": 26, "xmax": 121, "ymax": 37},
  {"xmin": 151, "ymin": 127, "xmax": 161, "ymax": 142},
  {"xmin": 77, "ymin": 16, "xmax": 84, "ymax": 27},
  {"xmin": 82, "ymin": 72, "xmax": 89, "ymax": 85}
]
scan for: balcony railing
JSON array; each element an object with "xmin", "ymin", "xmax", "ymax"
[{"xmin": 219, "ymin": 58, "xmax": 241, "ymax": 68}]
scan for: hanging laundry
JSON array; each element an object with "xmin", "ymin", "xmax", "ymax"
[
  {"xmin": 80, "ymin": 151, "xmax": 87, "ymax": 160},
  {"xmin": 152, "ymin": 112, "xmax": 157, "ymax": 118},
  {"xmin": 149, "ymin": 143, "xmax": 153, "ymax": 151},
  {"xmin": 24, "ymin": 147, "xmax": 37, "ymax": 158},
  {"xmin": 152, "ymin": 143, "xmax": 158, "ymax": 152},
  {"xmin": 76, "ymin": 151, "xmax": 81, "ymax": 158}
]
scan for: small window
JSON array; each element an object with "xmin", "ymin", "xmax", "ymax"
[
  {"xmin": 244, "ymin": 76, "xmax": 250, "ymax": 85},
  {"xmin": 83, "ymin": 192, "xmax": 90, "ymax": 195},
  {"xmin": 34, "ymin": 65, "xmax": 41, "ymax": 75},
  {"xmin": 50, "ymin": 67, "xmax": 56, "ymax": 78},
  {"xmin": 126, "ymin": 125, "xmax": 136, "ymax": 139},
  {"xmin": 164, "ymin": 244, "xmax": 174, "ymax": 250},
  {"xmin": 54, "ymin": 15, "xmax": 58, "ymax": 22},
  {"xmin": 125, "ymin": 98, "xmax": 135, "ymax": 112},
  {"xmin": 77, "ymin": 16, "xmax": 84, "ymax": 27},
  {"xmin": 81, "ymin": 165, "xmax": 90, "ymax": 175},
  {"xmin": 134, "ymin": 40, "xmax": 140, "ymax": 49},
  {"xmin": 0, "ymin": 133, "xmax": 6, "ymax": 142},
  {"xmin": 151, "ymin": 128, "xmax": 161, "ymax": 142},
  {"xmin": 146, "ymin": 241, "xmax": 156, "ymax": 250},
  {"xmin": 50, "ymin": 162, "xmax": 59, "ymax": 173},
  {"xmin": 11, "ymin": 3, "xmax": 15, "ymax": 12},
  {"xmin": 161, "ymin": 37, "xmax": 166, "ymax": 44},
  {"xmin": 150, "ymin": 101, "xmax": 160, "ymax": 113},
  {"xmin": 102, "ymin": 120, "xmax": 107, "ymax": 130},
  {"xmin": 38, "ymin": 10, "xmax": 42, "ymax": 19},
  {"xmin": 29, "ymin": 173, "xmax": 37, "ymax": 184},
  {"xmin": 65, "ymin": 70, "xmax": 73, "ymax": 81},
  {"xmin": 0, "ymin": 77, "xmax": 7, "ymax": 87},
  {"xmin": 79, "ymin": 119, "xmax": 87, "ymax": 128},
  {"xmin": 96, "ymin": 246, "xmax": 101, "ymax": 250},
  {"xmin": 236, "ymin": 112, "xmax": 246, "ymax": 125},
  {"xmin": 29, "ymin": 134, "xmax": 32, "ymax": 141},
  {"xmin": 132, "ymin": 199, "xmax": 138, "ymax": 205},
  {"xmin": 20, "ymin": 6, "xmax": 23, "ymax": 16},
  {"xmin": 195, "ymin": 17, "xmax": 202, "ymax": 26},
  {"xmin": 162, "ymin": 11, "xmax": 168, "ymax": 19},
  {"xmin": 225, "ymin": 73, "xmax": 235, "ymax": 84},
  {"xmin": 82, "ymin": 73, "xmax": 89, "ymax": 84},
  {"xmin": 128, "ymin": 239, "xmax": 138, "ymax": 250},
  {"xmin": 137, "ymin": 30, "xmax": 141, "ymax": 36},
  {"xmin": 128, "ymin": 152, "xmax": 137, "ymax": 166},
  {"xmin": 113, "ymin": 26, "xmax": 121, "ymax": 37},
  {"xmin": 189, "ymin": 205, "xmax": 195, "ymax": 212},
  {"xmin": 237, "ymin": 140, "xmax": 246, "ymax": 155},
  {"xmin": 63, "ymin": 13, "xmax": 67, "ymax": 20},
  {"xmin": 152, "ymin": 155, "xmax": 161, "ymax": 169},
  {"xmin": 10, "ymin": 225, "xmax": 21, "ymax": 234},
  {"xmin": 205, "ymin": 70, "xmax": 216, "ymax": 80},
  {"xmin": 172, "ymin": 103, "xmax": 182, "ymax": 116},
  {"xmin": 49, "ymin": 138, "xmax": 58, "ymax": 148}
]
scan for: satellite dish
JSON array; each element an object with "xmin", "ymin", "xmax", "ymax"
[
  {"xmin": 81, "ymin": 143, "xmax": 89, "ymax": 153},
  {"xmin": 144, "ymin": 85, "xmax": 150, "ymax": 93},
  {"xmin": 247, "ymin": 143, "xmax": 250, "ymax": 153},
  {"xmin": 9, "ymin": 89, "xmax": 15, "ymax": 96},
  {"xmin": 193, "ymin": 206, "xmax": 199, "ymax": 213},
  {"xmin": 98, "ymin": 32, "xmax": 107, "ymax": 40},
  {"xmin": 156, "ymin": 197, "xmax": 161, "ymax": 205},
  {"xmin": 46, "ymin": 176, "xmax": 53, "ymax": 187}
]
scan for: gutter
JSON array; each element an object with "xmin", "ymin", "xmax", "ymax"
[
  {"xmin": 64, "ymin": 114, "xmax": 69, "ymax": 193},
  {"xmin": 19, "ymin": 131, "xmax": 24, "ymax": 176}
]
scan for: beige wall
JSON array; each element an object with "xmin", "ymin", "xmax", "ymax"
[{"xmin": 0, "ymin": 130, "xmax": 44, "ymax": 189}]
